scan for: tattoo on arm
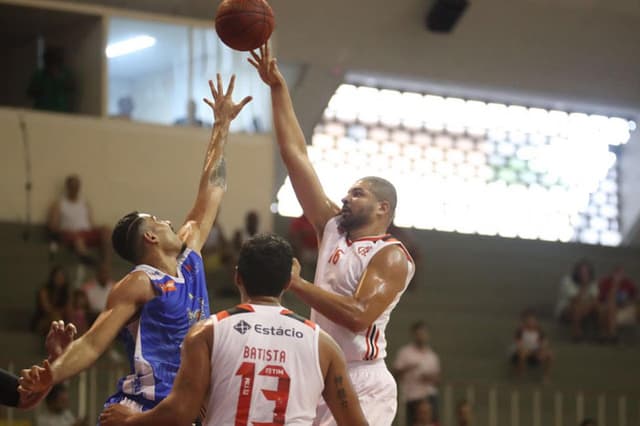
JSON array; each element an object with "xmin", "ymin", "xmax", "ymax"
[
  {"xmin": 335, "ymin": 375, "xmax": 348, "ymax": 408},
  {"xmin": 208, "ymin": 157, "xmax": 227, "ymax": 190}
]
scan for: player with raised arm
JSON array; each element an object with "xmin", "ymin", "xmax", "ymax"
[
  {"xmin": 249, "ymin": 44, "xmax": 415, "ymax": 425},
  {"xmin": 99, "ymin": 234, "xmax": 367, "ymax": 426},
  {"xmin": 19, "ymin": 75, "xmax": 252, "ymax": 415}
]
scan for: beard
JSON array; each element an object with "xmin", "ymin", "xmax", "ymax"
[{"xmin": 338, "ymin": 209, "xmax": 370, "ymax": 231}]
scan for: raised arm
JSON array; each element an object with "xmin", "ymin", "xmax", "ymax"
[
  {"xmin": 248, "ymin": 44, "xmax": 339, "ymax": 235},
  {"xmin": 290, "ymin": 245, "xmax": 410, "ymax": 332},
  {"xmin": 319, "ymin": 331, "xmax": 368, "ymax": 426},
  {"xmin": 180, "ymin": 74, "xmax": 252, "ymax": 253},
  {"xmin": 99, "ymin": 320, "xmax": 213, "ymax": 426},
  {"xmin": 19, "ymin": 272, "xmax": 153, "ymax": 393}
]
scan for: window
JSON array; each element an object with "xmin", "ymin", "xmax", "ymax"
[
  {"xmin": 276, "ymin": 84, "xmax": 636, "ymax": 246},
  {"xmin": 107, "ymin": 17, "xmax": 270, "ymax": 131}
]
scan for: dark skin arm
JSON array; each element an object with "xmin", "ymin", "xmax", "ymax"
[
  {"xmin": 249, "ymin": 44, "xmax": 339, "ymax": 237},
  {"xmin": 179, "ymin": 74, "xmax": 252, "ymax": 253},
  {"xmin": 319, "ymin": 331, "xmax": 369, "ymax": 426},
  {"xmin": 290, "ymin": 245, "xmax": 410, "ymax": 332},
  {"xmin": 99, "ymin": 320, "xmax": 213, "ymax": 426},
  {"xmin": 19, "ymin": 272, "xmax": 154, "ymax": 392}
]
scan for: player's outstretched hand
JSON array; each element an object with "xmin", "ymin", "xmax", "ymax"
[
  {"xmin": 248, "ymin": 43, "xmax": 284, "ymax": 87},
  {"xmin": 46, "ymin": 320, "xmax": 77, "ymax": 362},
  {"xmin": 18, "ymin": 360, "xmax": 53, "ymax": 394},
  {"xmin": 99, "ymin": 403, "xmax": 135, "ymax": 426},
  {"xmin": 203, "ymin": 73, "xmax": 252, "ymax": 122}
]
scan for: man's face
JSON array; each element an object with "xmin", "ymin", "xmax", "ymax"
[
  {"xmin": 143, "ymin": 215, "xmax": 183, "ymax": 252},
  {"xmin": 413, "ymin": 327, "xmax": 429, "ymax": 346},
  {"xmin": 339, "ymin": 181, "xmax": 379, "ymax": 231},
  {"xmin": 65, "ymin": 176, "xmax": 80, "ymax": 199}
]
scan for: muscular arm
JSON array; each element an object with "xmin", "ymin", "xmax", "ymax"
[
  {"xmin": 319, "ymin": 332, "xmax": 368, "ymax": 426},
  {"xmin": 20, "ymin": 273, "xmax": 153, "ymax": 391},
  {"xmin": 181, "ymin": 75, "xmax": 251, "ymax": 253},
  {"xmin": 249, "ymin": 45, "xmax": 339, "ymax": 235},
  {"xmin": 100, "ymin": 321, "xmax": 213, "ymax": 426},
  {"xmin": 180, "ymin": 117, "xmax": 230, "ymax": 253},
  {"xmin": 291, "ymin": 245, "xmax": 409, "ymax": 332}
]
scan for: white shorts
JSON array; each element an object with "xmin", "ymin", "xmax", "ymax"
[{"xmin": 314, "ymin": 359, "xmax": 397, "ymax": 426}]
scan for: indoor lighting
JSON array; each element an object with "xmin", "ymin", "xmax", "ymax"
[{"xmin": 106, "ymin": 35, "xmax": 156, "ymax": 58}]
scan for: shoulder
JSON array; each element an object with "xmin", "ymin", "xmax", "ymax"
[
  {"xmin": 370, "ymin": 244, "xmax": 411, "ymax": 270},
  {"xmin": 108, "ymin": 271, "xmax": 153, "ymax": 304}
]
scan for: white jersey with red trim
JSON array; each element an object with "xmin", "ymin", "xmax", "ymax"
[
  {"xmin": 311, "ymin": 217, "xmax": 415, "ymax": 363},
  {"xmin": 205, "ymin": 304, "xmax": 324, "ymax": 426}
]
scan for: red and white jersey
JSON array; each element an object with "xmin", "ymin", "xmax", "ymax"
[
  {"xmin": 205, "ymin": 304, "xmax": 324, "ymax": 426},
  {"xmin": 312, "ymin": 217, "xmax": 415, "ymax": 363}
]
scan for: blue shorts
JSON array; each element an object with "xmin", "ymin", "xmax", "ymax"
[{"xmin": 99, "ymin": 391, "xmax": 157, "ymax": 424}]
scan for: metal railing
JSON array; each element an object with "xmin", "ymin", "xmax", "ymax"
[{"xmin": 3, "ymin": 364, "xmax": 639, "ymax": 426}]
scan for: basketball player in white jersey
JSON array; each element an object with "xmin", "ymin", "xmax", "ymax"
[
  {"xmin": 99, "ymin": 234, "xmax": 368, "ymax": 426},
  {"xmin": 249, "ymin": 45, "xmax": 415, "ymax": 425}
]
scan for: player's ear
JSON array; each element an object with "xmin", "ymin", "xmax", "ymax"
[
  {"xmin": 378, "ymin": 200, "xmax": 391, "ymax": 216},
  {"xmin": 142, "ymin": 230, "xmax": 158, "ymax": 245}
]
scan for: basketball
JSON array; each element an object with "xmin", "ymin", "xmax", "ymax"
[{"xmin": 215, "ymin": 0, "xmax": 275, "ymax": 52}]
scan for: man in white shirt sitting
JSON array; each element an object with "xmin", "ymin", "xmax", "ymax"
[
  {"xmin": 393, "ymin": 321, "xmax": 441, "ymax": 426},
  {"xmin": 48, "ymin": 174, "xmax": 111, "ymax": 265}
]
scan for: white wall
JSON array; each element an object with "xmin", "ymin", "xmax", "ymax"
[
  {"xmin": 620, "ymin": 130, "xmax": 640, "ymax": 244},
  {"xmin": 0, "ymin": 107, "xmax": 275, "ymax": 233}
]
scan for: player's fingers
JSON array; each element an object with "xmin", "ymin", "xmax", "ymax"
[
  {"xmin": 247, "ymin": 58, "xmax": 259, "ymax": 69},
  {"xmin": 249, "ymin": 49, "xmax": 260, "ymax": 62},
  {"xmin": 216, "ymin": 73, "xmax": 224, "ymax": 97},
  {"xmin": 208, "ymin": 80, "xmax": 218, "ymax": 98},
  {"xmin": 203, "ymin": 98, "xmax": 214, "ymax": 109},
  {"xmin": 265, "ymin": 41, "xmax": 270, "ymax": 59},
  {"xmin": 238, "ymin": 96, "xmax": 253, "ymax": 110},
  {"xmin": 65, "ymin": 322, "xmax": 78, "ymax": 337},
  {"xmin": 226, "ymin": 74, "xmax": 236, "ymax": 95}
]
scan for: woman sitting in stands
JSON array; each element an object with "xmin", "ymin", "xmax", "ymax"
[
  {"xmin": 31, "ymin": 266, "xmax": 71, "ymax": 335},
  {"xmin": 555, "ymin": 258, "xmax": 599, "ymax": 341}
]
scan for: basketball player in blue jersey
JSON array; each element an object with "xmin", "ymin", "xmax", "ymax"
[{"xmin": 19, "ymin": 74, "xmax": 252, "ymax": 415}]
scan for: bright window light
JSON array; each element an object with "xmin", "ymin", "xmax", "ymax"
[
  {"xmin": 275, "ymin": 83, "xmax": 636, "ymax": 246},
  {"xmin": 106, "ymin": 35, "xmax": 156, "ymax": 58}
]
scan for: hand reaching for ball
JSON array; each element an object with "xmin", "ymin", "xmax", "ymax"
[
  {"xmin": 203, "ymin": 73, "xmax": 253, "ymax": 122},
  {"xmin": 248, "ymin": 44, "xmax": 285, "ymax": 88}
]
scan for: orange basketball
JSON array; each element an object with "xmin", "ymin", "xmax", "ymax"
[{"xmin": 215, "ymin": 0, "xmax": 275, "ymax": 52}]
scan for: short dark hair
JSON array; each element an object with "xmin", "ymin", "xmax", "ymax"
[
  {"xmin": 112, "ymin": 211, "xmax": 146, "ymax": 264},
  {"xmin": 571, "ymin": 258, "xmax": 595, "ymax": 284},
  {"xmin": 237, "ymin": 234, "xmax": 293, "ymax": 298},
  {"xmin": 361, "ymin": 176, "xmax": 397, "ymax": 217},
  {"xmin": 411, "ymin": 320, "xmax": 428, "ymax": 333},
  {"xmin": 46, "ymin": 383, "xmax": 67, "ymax": 404}
]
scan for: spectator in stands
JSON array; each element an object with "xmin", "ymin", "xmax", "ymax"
[
  {"xmin": 412, "ymin": 399, "xmax": 438, "ymax": 426},
  {"xmin": 31, "ymin": 266, "xmax": 71, "ymax": 335},
  {"xmin": 456, "ymin": 399, "xmax": 472, "ymax": 426},
  {"xmin": 288, "ymin": 215, "xmax": 318, "ymax": 279},
  {"xmin": 555, "ymin": 259, "xmax": 599, "ymax": 341},
  {"xmin": 510, "ymin": 309, "xmax": 553, "ymax": 383},
  {"xmin": 81, "ymin": 263, "xmax": 114, "ymax": 322},
  {"xmin": 598, "ymin": 265, "xmax": 637, "ymax": 342},
  {"xmin": 69, "ymin": 290, "xmax": 90, "ymax": 335},
  {"xmin": 47, "ymin": 174, "xmax": 111, "ymax": 266},
  {"xmin": 232, "ymin": 210, "xmax": 260, "ymax": 245},
  {"xmin": 36, "ymin": 384, "xmax": 84, "ymax": 426},
  {"xmin": 27, "ymin": 46, "xmax": 74, "ymax": 113},
  {"xmin": 393, "ymin": 321, "xmax": 441, "ymax": 426}
]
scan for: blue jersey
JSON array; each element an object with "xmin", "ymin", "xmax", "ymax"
[{"xmin": 113, "ymin": 248, "xmax": 210, "ymax": 406}]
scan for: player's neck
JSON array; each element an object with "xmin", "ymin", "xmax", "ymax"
[
  {"xmin": 346, "ymin": 221, "xmax": 389, "ymax": 241},
  {"xmin": 243, "ymin": 296, "xmax": 281, "ymax": 306},
  {"xmin": 144, "ymin": 251, "xmax": 179, "ymax": 277}
]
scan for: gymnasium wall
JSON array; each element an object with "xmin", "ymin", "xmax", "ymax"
[{"xmin": 0, "ymin": 107, "xmax": 275, "ymax": 232}]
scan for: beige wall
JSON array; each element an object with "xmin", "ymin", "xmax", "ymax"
[{"xmin": 0, "ymin": 107, "xmax": 275, "ymax": 233}]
